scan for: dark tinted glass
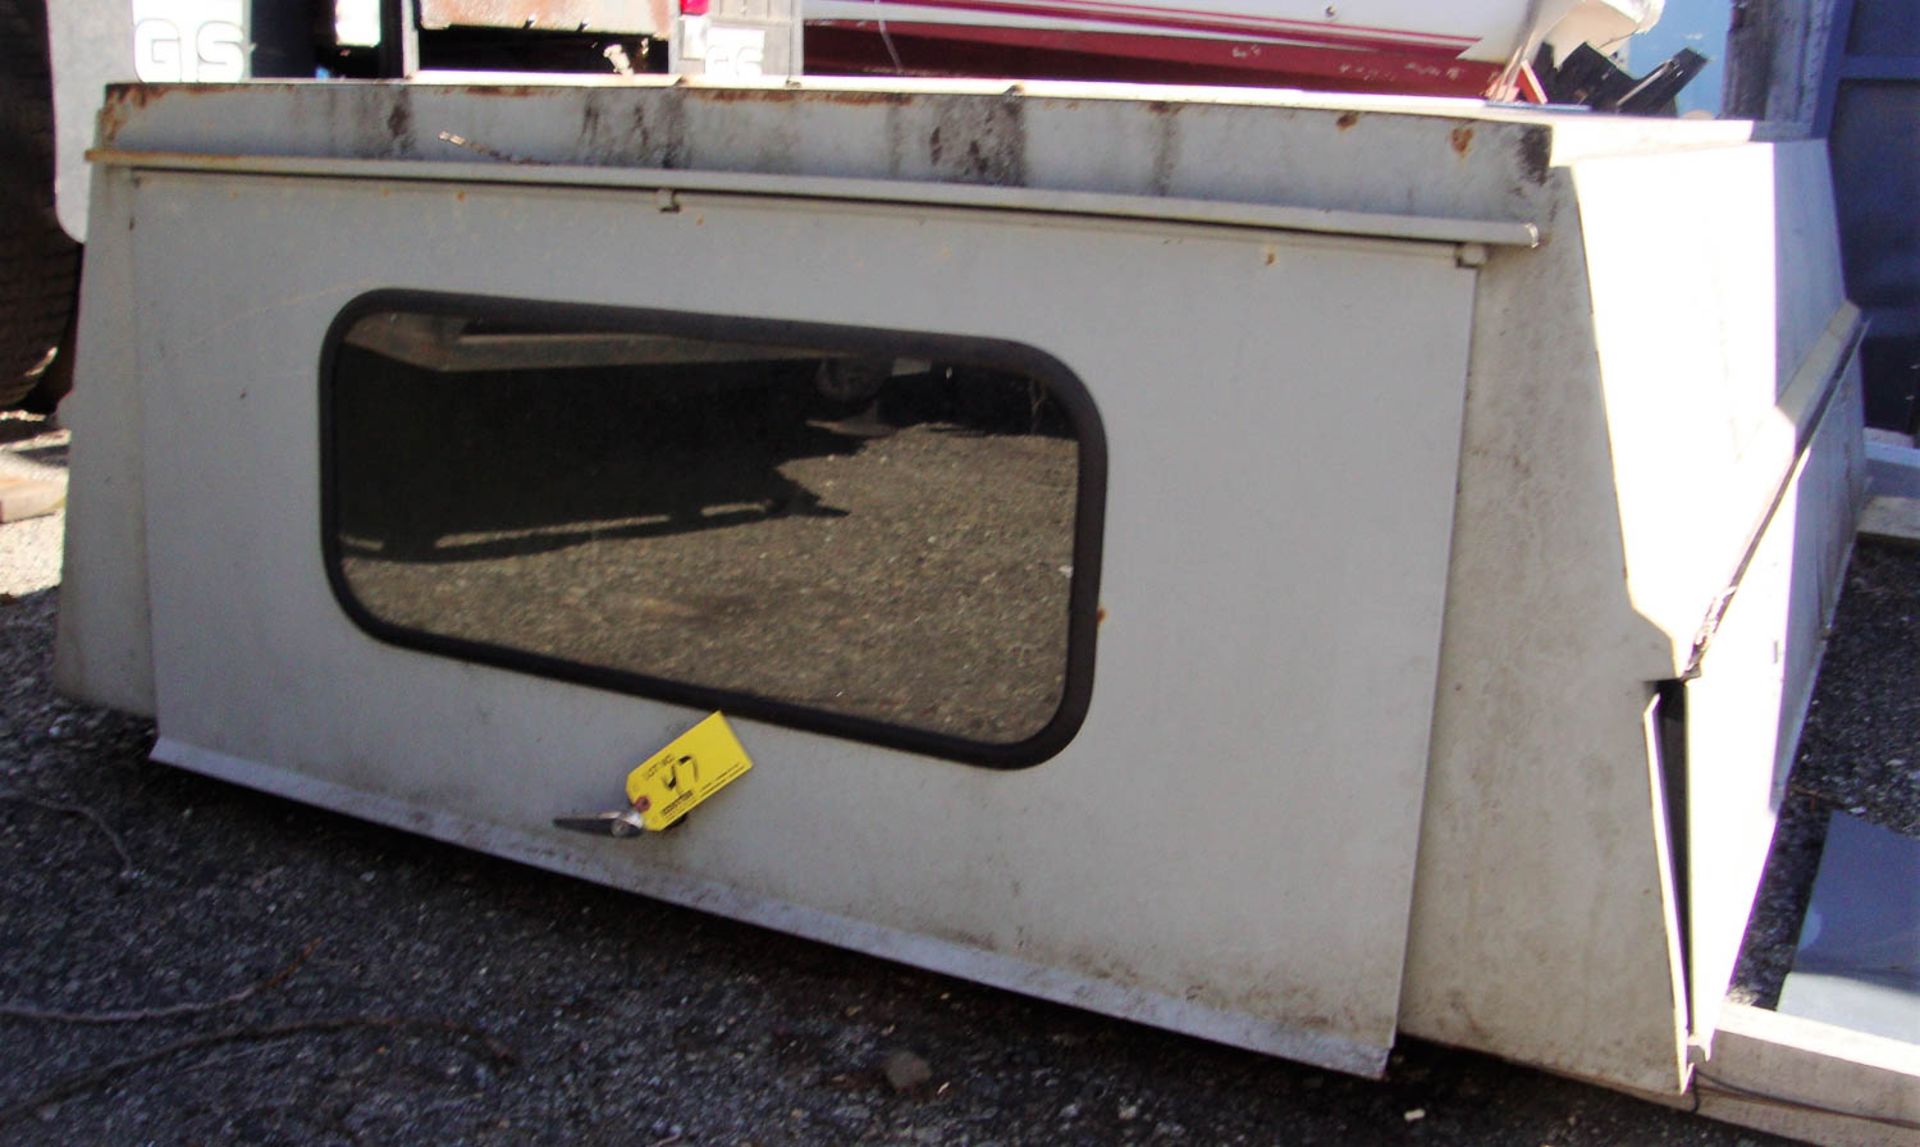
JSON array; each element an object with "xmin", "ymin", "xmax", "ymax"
[{"xmin": 326, "ymin": 304, "xmax": 1096, "ymax": 761}]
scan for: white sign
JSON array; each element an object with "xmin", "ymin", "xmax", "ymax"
[
  {"xmin": 703, "ymin": 26, "xmax": 767, "ymax": 78},
  {"xmin": 132, "ymin": 0, "xmax": 246, "ymax": 82}
]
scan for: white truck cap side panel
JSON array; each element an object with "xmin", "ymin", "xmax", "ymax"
[{"xmin": 110, "ymin": 121, "xmax": 1476, "ymax": 1072}]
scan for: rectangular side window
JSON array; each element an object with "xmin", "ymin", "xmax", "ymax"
[{"xmin": 323, "ymin": 297, "xmax": 1104, "ymax": 766}]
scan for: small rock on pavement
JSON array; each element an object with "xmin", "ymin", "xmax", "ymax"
[{"xmin": 883, "ymin": 1049, "xmax": 932, "ymax": 1093}]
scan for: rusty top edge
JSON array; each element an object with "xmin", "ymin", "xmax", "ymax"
[
  {"xmin": 93, "ymin": 78, "xmax": 1763, "ymax": 149},
  {"xmin": 87, "ymin": 76, "xmax": 1629, "ymax": 128}
]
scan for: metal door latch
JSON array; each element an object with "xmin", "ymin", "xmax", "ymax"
[{"xmin": 553, "ymin": 806, "xmax": 650, "ymax": 838}]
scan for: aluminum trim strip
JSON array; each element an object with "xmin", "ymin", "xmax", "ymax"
[
  {"xmin": 88, "ymin": 148, "xmax": 1542, "ymax": 247},
  {"xmin": 1683, "ymin": 302, "xmax": 1867, "ymax": 676}
]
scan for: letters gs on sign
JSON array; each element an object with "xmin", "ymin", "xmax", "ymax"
[
  {"xmin": 133, "ymin": 0, "xmax": 246, "ymax": 83},
  {"xmin": 704, "ymin": 27, "xmax": 767, "ymax": 78}
]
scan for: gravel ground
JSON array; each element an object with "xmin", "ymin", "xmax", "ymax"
[
  {"xmin": 12, "ymin": 405, "xmax": 1909, "ymax": 1146},
  {"xmin": 1729, "ymin": 539, "xmax": 1920, "ymax": 1007}
]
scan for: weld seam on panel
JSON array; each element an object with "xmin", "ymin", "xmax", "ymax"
[
  {"xmin": 88, "ymin": 148, "xmax": 1540, "ymax": 248},
  {"xmin": 149, "ymin": 735, "xmax": 1392, "ymax": 1078}
]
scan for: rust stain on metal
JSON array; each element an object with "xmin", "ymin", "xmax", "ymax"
[
  {"xmin": 694, "ymin": 86, "xmax": 799, "ymax": 104},
  {"xmin": 816, "ymin": 89, "xmax": 914, "ymax": 107},
  {"xmin": 1336, "ymin": 111, "xmax": 1361, "ymax": 131},
  {"xmin": 1450, "ymin": 126, "xmax": 1474, "ymax": 156},
  {"xmin": 99, "ymin": 84, "xmax": 173, "ymax": 145},
  {"xmin": 99, "ymin": 103, "xmax": 128, "ymax": 148},
  {"xmin": 1136, "ymin": 101, "xmax": 1182, "ymax": 196},
  {"xmin": 92, "ymin": 147, "xmax": 256, "ymax": 167},
  {"xmin": 460, "ymin": 85, "xmax": 550, "ymax": 99},
  {"xmin": 110, "ymin": 83, "xmax": 166, "ymax": 110}
]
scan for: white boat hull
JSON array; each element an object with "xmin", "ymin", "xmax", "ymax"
[{"xmin": 803, "ymin": 0, "xmax": 1663, "ymax": 97}]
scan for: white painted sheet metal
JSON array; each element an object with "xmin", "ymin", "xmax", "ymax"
[
  {"xmin": 1683, "ymin": 361, "xmax": 1865, "ymax": 1051},
  {"xmin": 1401, "ymin": 133, "xmax": 1867, "ymax": 1094},
  {"xmin": 106, "ymin": 147, "xmax": 1477, "ymax": 1073}
]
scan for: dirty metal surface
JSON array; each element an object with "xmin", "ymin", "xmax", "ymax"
[
  {"xmin": 89, "ymin": 150, "xmax": 1545, "ymax": 248},
  {"xmin": 103, "ymin": 141, "xmax": 1480, "ymax": 1073},
  {"xmin": 1398, "ymin": 134, "xmax": 1861, "ymax": 1096},
  {"xmin": 88, "ymin": 79, "xmax": 1564, "ymax": 232}
]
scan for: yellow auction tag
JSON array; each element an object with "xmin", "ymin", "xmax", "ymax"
[{"xmin": 624, "ymin": 712, "xmax": 753, "ymax": 831}]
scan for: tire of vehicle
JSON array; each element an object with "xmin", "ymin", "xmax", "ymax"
[{"xmin": 0, "ymin": 0, "xmax": 81, "ymax": 410}]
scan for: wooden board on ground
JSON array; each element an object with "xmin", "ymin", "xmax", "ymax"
[
  {"xmin": 1860, "ymin": 497, "xmax": 1920, "ymax": 547},
  {"xmin": 0, "ymin": 465, "xmax": 66, "ymax": 523}
]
